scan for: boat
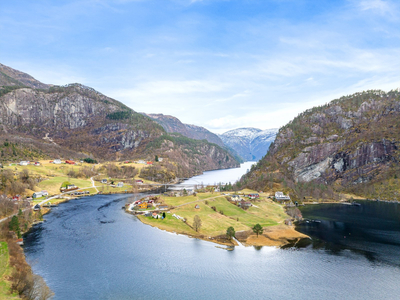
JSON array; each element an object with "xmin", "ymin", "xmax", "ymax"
[{"xmin": 351, "ymin": 202, "xmax": 361, "ymax": 206}]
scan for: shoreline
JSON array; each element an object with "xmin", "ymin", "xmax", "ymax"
[
  {"xmin": 135, "ymin": 215, "xmax": 310, "ymax": 248},
  {"xmin": 137, "ymin": 214, "xmax": 309, "ymax": 248}
]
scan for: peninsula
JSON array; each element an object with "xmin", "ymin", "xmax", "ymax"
[{"xmin": 129, "ymin": 190, "xmax": 307, "ymax": 247}]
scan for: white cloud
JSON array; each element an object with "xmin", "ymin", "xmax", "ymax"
[{"xmin": 358, "ymin": 0, "xmax": 393, "ymax": 14}]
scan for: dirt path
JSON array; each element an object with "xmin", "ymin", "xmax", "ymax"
[{"xmin": 90, "ymin": 177, "xmax": 99, "ymax": 193}]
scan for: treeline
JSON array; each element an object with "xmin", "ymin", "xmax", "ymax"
[
  {"xmin": 0, "ymin": 195, "xmax": 53, "ymax": 299},
  {"xmin": 0, "ymin": 169, "xmax": 37, "ymax": 197},
  {"xmin": 98, "ymin": 163, "xmax": 138, "ymax": 179},
  {"xmin": 139, "ymin": 163, "xmax": 176, "ymax": 183}
]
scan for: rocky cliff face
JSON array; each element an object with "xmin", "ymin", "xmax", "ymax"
[
  {"xmin": 243, "ymin": 89, "xmax": 400, "ymax": 199},
  {"xmin": 0, "ymin": 63, "xmax": 239, "ymax": 177},
  {"xmin": 0, "ymin": 84, "xmax": 163, "ymax": 158},
  {"xmin": 220, "ymin": 128, "xmax": 278, "ymax": 161}
]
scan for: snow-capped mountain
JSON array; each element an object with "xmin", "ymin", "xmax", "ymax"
[{"xmin": 219, "ymin": 127, "xmax": 279, "ymax": 161}]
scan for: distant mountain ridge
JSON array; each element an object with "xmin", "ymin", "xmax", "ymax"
[
  {"xmin": 219, "ymin": 127, "xmax": 278, "ymax": 161},
  {"xmin": 143, "ymin": 113, "xmax": 225, "ymax": 147}
]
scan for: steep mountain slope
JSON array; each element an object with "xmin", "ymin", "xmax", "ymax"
[
  {"xmin": 0, "ymin": 63, "xmax": 49, "ymax": 89},
  {"xmin": 144, "ymin": 113, "xmax": 225, "ymax": 147},
  {"xmin": 220, "ymin": 128, "xmax": 278, "ymax": 161},
  {"xmin": 241, "ymin": 89, "xmax": 400, "ymax": 201},
  {"xmin": 0, "ymin": 63, "xmax": 238, "ymax": 177}
]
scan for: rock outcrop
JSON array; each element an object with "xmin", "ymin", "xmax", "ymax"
[{"xmin": 242, "ymin": 89, "xmax": 400, "ymax": 199}]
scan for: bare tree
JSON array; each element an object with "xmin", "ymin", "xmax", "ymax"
[{"xmin": 193, "ymin": 215, "xmax": 202, "ymax": 232}]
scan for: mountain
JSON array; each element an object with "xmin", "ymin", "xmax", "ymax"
[
  {"xmin": 0, "ymin": 63, "xmax": 239, "ymax": 178},
  {"xmin": 0, "ymin": 63, "xmax": 50, "ymax": 90},
  {"xmin": 219, "ymin": 127, "xmax": 278, "ymax": 161},
  {"xmin": 241, "ymin": 89, "xmax": 400, "ymax": 201},
  {"xmin": 144, "ymin": 113, "xmax": 225, "ymax": 147}
]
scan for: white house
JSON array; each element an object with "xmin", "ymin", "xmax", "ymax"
[
  {"xmin": 275, "ymin": 191, "xmax": 291, "ymax": 201},
  {"xmin": 19, "ymin": 161, "xmax": 29, "ymax": 166},
  {"xmin": 53, "ymin": 159, "xmax": 62, "ymax": 164},
  {"xmin": 117, "ymin": 182, "xmax": 124, "ymax": 188},
  {"xmin": 32, "ymin": 192, "xmax": 43, "ymax": 198},
  {"xmin": 231, "ymin": 195, "xmax": 241, "ymax": 202}
]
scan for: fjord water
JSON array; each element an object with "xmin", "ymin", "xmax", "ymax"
[
  {"xmin": 23, "ymin": 196, "xmax": 400, "ymax": 299},
  {"xmin": 23, "ymin": 195, "xmax": 400, "ymax": 299},
  {"xmin": 295, "ymin": 201, "xmax": 400, "ymax": 267},
  {"xmin": 23, "ymin": 164, "xmax": 400, "ymax": 299},
  {"xmin": 181, "ymin": 161, "xmax": 256, "ymax": 185}
]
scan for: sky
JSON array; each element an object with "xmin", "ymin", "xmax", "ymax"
[{"xmin": 1, "ymin": 0, "xmax": 400, "ymax": 134}]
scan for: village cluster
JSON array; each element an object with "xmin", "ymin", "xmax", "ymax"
[{"xmin": 128, "ymin": 191, "xmax": 291, "ymax": 220}]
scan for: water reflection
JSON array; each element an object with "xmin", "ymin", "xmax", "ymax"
[{"xmin": 295, "ymin": 201, "xmax": 400, "ymax": 266}]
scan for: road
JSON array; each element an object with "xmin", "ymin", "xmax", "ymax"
[{"xmin": 90, "ymin": 177, "xmax": 99, "ymax": 193}]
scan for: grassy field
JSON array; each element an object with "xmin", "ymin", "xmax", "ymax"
[
  {"xmin": 139, "ymin": 191, "xmax": 288, "ymax": 238},
  {"xmin": 3, "ymin": 159, "xmax": 160, "ymax": 200},
  {"xmin": 0, "ymin": 242, "xmax": 19, "ymax": 300}
]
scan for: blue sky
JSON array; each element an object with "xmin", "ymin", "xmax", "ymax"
[{"xmin": 1, "ymin": 0, "xmax": 400, "ymax": 133}]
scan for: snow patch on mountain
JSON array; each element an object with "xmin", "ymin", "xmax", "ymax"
[{"xmin": 219, "ymin": 127, "xmax": 278, "ymax": 161}]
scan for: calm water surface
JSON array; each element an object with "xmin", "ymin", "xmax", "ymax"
[
  {"xmin": 181, "ymin": 161, "xmax": 256, "ymax": 185},
  {"xmin": 23, "ymin": 166, "xmax": 400, "ymax": 299}
]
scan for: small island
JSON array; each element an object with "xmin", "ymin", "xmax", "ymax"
[{"xmin": 129, "ymin": 189, "xmax": 308, "ymax": 247}]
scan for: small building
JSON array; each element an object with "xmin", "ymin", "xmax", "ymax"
[
  {"xmin": 135, "ymin": 179, "xmax": 143, "ymax": 184},
  {"xmin": 158, "ymin": 204, "xmax": 168, "ymax": 210},
  {"xmin": 53, "ymin": 159, "xmax": 62, "ymax": 164},
  {"xmin": 247, "ymin": 193, "xmax": 259, "ymax": 199},
  {"xmin": 117, "ymin": 182, "xmax": 123, "ymax": 188},
  {"xmin": 146, "ymin": 161, "xmax": 153, "ymax": 165},
  {"xmin": 138, "ymin": 202, "xmax": 148, "ymax": 209},
  {"xmin": 65, "ymin": 160, "xmax": 75, "ymax": 165},
  {"xmin": 41, "ymin": 190, "xmax": 49, "ymax": 196},
  {"xmin": 138, "ymin": 160, "xmax": 146, "ymax": 164},
  {"xmin": 275, "ymin": 192, "xmax": 291, "ymax": 201},
  {"xmin": 101, "ymin": 179, "xmax": 107, "ymax": 184},
  {"xmin": 34, "ymin": 162, "xmax": 40, "ymax": 166},
  {"xmin": 231, "ymin": 195, "xmax": 241, "ymax": 202},
  {"xmin": 194, "ymin": 204, "xmax": 200, "ymax": 209},
  {"xmin": 32, "ymin": 192, "xmax": 44, "ymax": 199},
  {"xmin": 158, "ymin": 158, "xmax": 163, "ymax": 162},
  {"xmin": 152, "ymin": 212, "xmax": 160, "ymax": 219},
  {"xmin": 238, "ymin": 200, "xmax": 252, "ymax": 209},
  {"xmin": 60, "ymin": 184, "xmax": 78, "ymax": 193},
  {"xmin": 144, "ymin": 211, "xmax": 152, "ymax": 217},
  {"xmin": 33, "ymin": 204, "xmax": 41, "ymax": 211},
  {"xmin": 12, "ymin": 195, "xmax": 22, "ymax": 201},
  {"xmin": 19, "ymin": 161, "xmax": 29, "ymax": 166}
]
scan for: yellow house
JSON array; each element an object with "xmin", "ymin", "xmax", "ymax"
[{"xmin": 138, "ymin": 202, "xmax": 148, "ymax": 209}]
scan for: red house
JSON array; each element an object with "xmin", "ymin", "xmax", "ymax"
[{"xmin": 65, "ymin": 160, "xmax": 75, "ymax": 165}]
